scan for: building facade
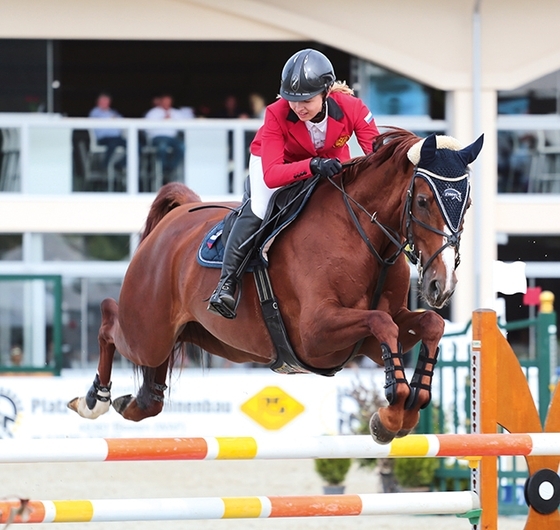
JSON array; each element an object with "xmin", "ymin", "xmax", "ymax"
[{"xmin": 0, "ymin": 0, "xmax": 560, "ymax": 368}]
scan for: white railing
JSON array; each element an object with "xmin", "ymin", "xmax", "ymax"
[
  {"xmin": 0, "ymin": 114, "xmax": 447, "ymax": 197},
  {"xmin": 0, "ymin": 115, "xmax": 263, "ymax": 196}
]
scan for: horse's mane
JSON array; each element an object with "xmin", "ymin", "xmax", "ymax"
[{"xmin": 344, "ymin": 127, "xmax": 421, "ymax": 179}]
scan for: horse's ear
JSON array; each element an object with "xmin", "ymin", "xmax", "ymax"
[
  {"xmin": 419, "ymin": 133, "xmax": 437, "ymax": 166},
  {"xmin": 458, "ymin": 134, "xmax": 484, "ymax": 166}
]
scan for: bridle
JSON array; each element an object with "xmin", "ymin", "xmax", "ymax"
[
  {"xmin": 328, "ymin": 162, "xmax": 469, "ymax": 291},
  {"xmin": 326, "ymin": 162, "xmax": 470, "ymax": 364},
  {"xmin": 403, "ymin": 168, "xmax": 469, "ymax": 284}
]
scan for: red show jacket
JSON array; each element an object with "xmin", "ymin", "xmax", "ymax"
[{"xmin": 250, "ymin": 91, "xmax": 379, "ymax": 189}]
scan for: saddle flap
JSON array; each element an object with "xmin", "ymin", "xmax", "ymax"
[{"xmin": 197, "ymin": 177, "xmax": 319, "ymax": 268}]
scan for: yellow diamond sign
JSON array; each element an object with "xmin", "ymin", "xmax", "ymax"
[{"xmin": 241, "ymin": 386, "xmax": 305, "ymax": 430}]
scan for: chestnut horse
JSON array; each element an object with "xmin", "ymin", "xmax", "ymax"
[{"xmin": 68, "ymin": 128, "xmax": 483, "ymax": 444}]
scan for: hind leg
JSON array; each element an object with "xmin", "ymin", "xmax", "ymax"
[
  {"xmin": 112, "ymin": 358, "xmax": 169, "ymax": 422},
  {"xmin": 67, "ymin": 298, "xmax": 118, "ymax": 419}
]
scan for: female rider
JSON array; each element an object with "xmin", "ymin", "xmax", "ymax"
[{"xmin": 208, "ymin": 48, "xmax": 380, "ymax": 319}]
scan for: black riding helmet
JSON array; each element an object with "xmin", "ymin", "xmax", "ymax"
[{"xmin": 279, "ymin": 49, "xmax": 336, "ymax": 102}]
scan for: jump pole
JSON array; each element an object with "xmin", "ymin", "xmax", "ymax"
[
  {"xmin": 0, "ymin": 306, "xmax": 556, "ymax": 527},
  {"xmin": 0, "ymin": 492, "xmax": 480, "ymax": 524},
  {"xmin": 1, "ymin": 433, "xmax": 560, "ymax": 463}
]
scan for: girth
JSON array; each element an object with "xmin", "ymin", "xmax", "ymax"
[{"xmin": 253, "ymin": 265, "xmax": 344, "ymax": 377}]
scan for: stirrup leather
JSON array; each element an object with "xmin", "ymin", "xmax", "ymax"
[
  {"xmin": 380, "ymin": 343, "xmax": 409, "ymax": 405},
  {"xmin": 404, "ymin": 343, "xmax": 439, "ymax": 410}
]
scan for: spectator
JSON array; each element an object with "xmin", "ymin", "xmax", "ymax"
[
  {"xmin": 144, "ymin": 93, "xmax": 186, "ymax": 175},
  {"xmin": 212, "ymin": 94, "xmax": 249, "ymax": 119},
  {"xmin": 88, "ymin": 92, "xmax": 126, "ymax": 172},
  {"xmin": 248, "ymin": 93, "xmax": 266, "ymax": 119}
]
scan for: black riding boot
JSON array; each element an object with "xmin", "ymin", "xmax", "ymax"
[{"xmin": 207, "ymin": 203, "xmax": 262, "ymax": 319}]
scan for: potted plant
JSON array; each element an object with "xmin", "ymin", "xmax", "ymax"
[
  {"xmin": 314, "ymin": 458, "xmax": 352, "ymax": 494},
  {"xmin": 393, "ymin": 457, "xmax": 439, "ymax": 491}
]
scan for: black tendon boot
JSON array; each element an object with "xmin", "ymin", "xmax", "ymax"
[{"xmin": 207, "ymin": 202, "xmax": 262, "ymax": 319}]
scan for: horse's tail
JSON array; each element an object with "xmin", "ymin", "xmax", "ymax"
[{"xmin": 140, "ymin": 182, "xmax": 201, "ymax": 242}]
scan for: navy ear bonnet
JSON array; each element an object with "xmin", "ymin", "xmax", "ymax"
[{"xmin": 414, "ymin": 133, "xmax": 484, "ymax": 232}]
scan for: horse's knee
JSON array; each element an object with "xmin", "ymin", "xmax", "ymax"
[
  {"xmin": 369, "ymin": 312, "xmax": 399, "ymax": 346},
  {"xmin": 417, "ymin": 310, "xmax": 445, "ymax": 341}
]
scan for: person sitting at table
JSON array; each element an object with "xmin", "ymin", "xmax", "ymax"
[
  {"xmin": 88, "ymin": 92, "xmax": 126, "ymax": 172},
  {"xmin": 144, "ymin": 93, "xmax": 186, "ymax": 176}
]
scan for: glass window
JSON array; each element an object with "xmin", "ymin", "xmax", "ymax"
[
  {"xmin": 72, "ymin": 129, "xmax": 127, "ymax": 193},
  {"xmin": 0, "ymin": 40, "xmax": 49, "ymax": 112},
  {"xmin": 0, "ymin": 128, "xmax": 21, "ymax": 192},
  {"xmin": 0, "ymin": 235, "xmax": 23, "ymax": 260},
  {"xmin": 0, "ymin": 277, "xmax": 59, "ymax": 371},
  {"xmin": 498, "ymin": 129, "xmax": 560, "ymax": 193},
  {"xmin": 62, "ymin": 277, "xmax": 124, "ymax": 368},
  {"xmin": 498, "ymin": 70, "xmax": 560, "ymax": 115},
  {"xmin": 353, "ymin": 60, "xmax": 445, "ymax": 118},
  {"xmin": 44, "ymin": 234, "xmax": 131, "ymax": 261}
]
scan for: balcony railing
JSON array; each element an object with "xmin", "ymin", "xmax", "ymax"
[{"xmin": 0, "ymin": 114, "xmax": 446, "ymax": 197}]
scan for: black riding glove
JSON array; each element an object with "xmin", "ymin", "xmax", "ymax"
[{"xmin": 310, "ymin": 157, "xmax": 343, "ymax": 178}]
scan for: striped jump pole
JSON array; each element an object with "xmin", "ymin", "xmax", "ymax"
[
  {"xmin": 1, "ymin": 432, "xmax": 560, "ymax": 463},
  {"xmin": 0, "ymin": 492, "xmax": 480, "ymax": 524}
]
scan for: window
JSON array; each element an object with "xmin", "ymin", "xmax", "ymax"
[
  {"xmin": 498, "ymin": 70, "xmax": 560, "ymax": 115},
  {"xmin": 44, "ymin": 234, "xmax": 131, "ymax": 261},
  {"xmin": 0, "ymin": 235, "xmax": 22, "ymax": 260},
  {"xmin": 353, "ymin": 60, "xmax": 445, "ymax": 119}
]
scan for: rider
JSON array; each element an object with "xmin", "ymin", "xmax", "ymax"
[{"xmin": 208, "ymin": 48, "xmax": 380, "ymax": 319}]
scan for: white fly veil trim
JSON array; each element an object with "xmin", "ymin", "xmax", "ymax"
[{"xmin": 407, "ymin": 135, "xmax": 464, "ymax": 165}]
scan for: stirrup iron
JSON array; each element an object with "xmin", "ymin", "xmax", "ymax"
[{"xmin": 207, "ymin": 278, "xmax": 240, "ymax": 319}]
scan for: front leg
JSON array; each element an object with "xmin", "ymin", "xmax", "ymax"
[
  {"xmin": 298, "ymin": 305, "xmax": 411, "ymax": 443},
  {"xmin": 393, "ymin": 308, "xmax": 445, "ymax": 434}
]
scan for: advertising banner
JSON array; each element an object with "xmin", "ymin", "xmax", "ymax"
[{"xmin": 0, "ymin": 368, "xmax": 386, "ymax": 439}]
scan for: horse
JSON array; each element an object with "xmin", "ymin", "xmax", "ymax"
[{"xmin": 68, "ymin": 128, "xmax": 483, "ymax": 444}]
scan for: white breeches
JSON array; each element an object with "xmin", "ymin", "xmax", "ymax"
[{"xmin": 248, "ymin": 154, "xmax": 276, "ymax": 219}]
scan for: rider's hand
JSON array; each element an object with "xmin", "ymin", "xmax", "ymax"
[{"xmin": 310, "ymin": 157, "xmax": 343, "ymax": 178}]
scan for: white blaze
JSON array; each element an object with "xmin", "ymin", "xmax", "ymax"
[{"xmin": 441, "ymin": 227, "xmax": 456, "ymax": 293}]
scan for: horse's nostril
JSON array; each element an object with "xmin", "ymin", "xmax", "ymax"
[{"xmin": 429, "ymin": 279, "xmax": 440, "ymax": 298}]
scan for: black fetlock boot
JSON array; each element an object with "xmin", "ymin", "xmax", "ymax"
[{"xmin": 207, "ymin": 202, "xmax": 262, "ymax": 319}]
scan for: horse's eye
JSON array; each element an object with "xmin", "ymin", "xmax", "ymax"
[{"xmin": 417, "ymin": 196, "xmax": 429, "ymax": 209}]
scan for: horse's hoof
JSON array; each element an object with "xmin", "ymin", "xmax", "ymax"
[
  {"xmin": 67, "ymin": 396, "xmax": 111, "ymax": 419},
  {"xmin": 369, "ymin": 412, "xmax": 399, "ymax": 445},
  {"xmin": 395, "ymin": 428, "xmax": 412, "ymax": 438},
  {"xmin": 112, "ymin": 394, "xmax": 134, "ymax": 415}
]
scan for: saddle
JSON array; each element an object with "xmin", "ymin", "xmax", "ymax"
[
  {"xmin": 198, "ymin": 176, "xmax": 317, "ymax": 269},
  {"xmin": 197, "ymin": 177, "xmax": 343, "ymax": 377}
]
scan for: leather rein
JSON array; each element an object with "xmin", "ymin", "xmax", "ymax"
[{"xmin": 328, "ymin": 159, "xmax": 466, "ymax": 307}]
